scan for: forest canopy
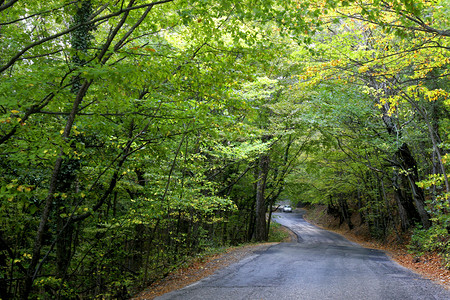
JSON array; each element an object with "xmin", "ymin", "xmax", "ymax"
[{"xmin": 0, "ymin": 0, "xmax": 448, "ymax": 298}]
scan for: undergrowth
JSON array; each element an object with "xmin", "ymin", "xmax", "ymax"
[
  {"xmin": 408, "ymin": 225, "xmax": 450, "ymax": 269},
  {"xmin": 268, "ymin": 221, "xmax": 291, "ymax": 242}
]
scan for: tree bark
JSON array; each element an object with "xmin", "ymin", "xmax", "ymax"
[
  {"xmin": 254, "ymin": 145, "xmax": 270, "ymax": 241},
  {"xmin": 397, "ymin": 143, "xmax": 431, "ymax": 229},
  {"xmin": 392, "ymin": 170, "xmax": 420, "ymax": 231}
]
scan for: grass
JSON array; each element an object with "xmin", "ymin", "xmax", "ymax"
[{"xmin": 268, "ymin": 221, "xmax": 291, "ymax": 242}]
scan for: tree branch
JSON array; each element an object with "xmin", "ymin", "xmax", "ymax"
[
  {"xmin": 0, "ymin": 0, "xmax": 174, "ymax": 74},
  {"xmin": 0, "ymin": 0, "xmax": 18, "ymax": 12}
]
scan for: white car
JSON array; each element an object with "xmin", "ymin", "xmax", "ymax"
[{"xmin": 283, "ymin": 205, "xmax": 292, "ymax": 213}]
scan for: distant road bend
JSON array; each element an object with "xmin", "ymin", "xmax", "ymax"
[{"xmin": 156, "ymin": 210, "xmax": 450, "ymax": 300}]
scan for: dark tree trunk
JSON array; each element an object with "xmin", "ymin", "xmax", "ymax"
[
  {"xmin": 338, "ymin": 194, "xmax": 353, "ymax": 230},
  {"xmin": 246, "ymin": 196, "xmax": 256, "ymax": 241},
  {"xmin": 356, "ymin": 186, "xmax": 365, "ymax": 226},
  {"xmin": 254, "ymin": 149, "xmax": 270, "ymax": 241},
  {"xmin": 392, "ymin": 171, "xmax": 420, "ymax": 231},
  {"xmin": 396, "ymin": 143, "xmax": 431, "ymax": 229},
  {"xmin": 266, "ymin": 203, "xmax": 274, "ymax": 240}
]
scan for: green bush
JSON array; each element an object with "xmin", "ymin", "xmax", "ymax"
[
  {"xmin": 268, "ymin": 222, "xmax": 290, "ymax": 242},
  {"xmin": 408, "ymin": 224, "xmax": 450, "ymax": 269}
]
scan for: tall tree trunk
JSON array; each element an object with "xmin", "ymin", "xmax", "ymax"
[
  {"xmin": 397, "ymin": 143, "xmax": 431, "ymax": 229},
  {"xmin": 254, "ymin": 149, "xmax": 270, "ymax": 241},
  {"xmin": 356, "ymin": 184, "xmax": 365, "ymax": 226},
  {"xmin": 392, "ymin": 171, "xmax": 420, "ymax": 231},
  {"xmin": 338, "ymin": 193, "xmax": 353, "ymax": 230}
]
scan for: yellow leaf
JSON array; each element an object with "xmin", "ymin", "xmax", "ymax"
[{"xmin": 358, "ymin": 65, "xmax": 369, "ymax": 73}]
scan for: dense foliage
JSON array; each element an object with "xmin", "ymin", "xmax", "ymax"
[
  {"xmin": 0, "ymin": 0, "xmax": 448, "ymax": 299},
  {"xmin": 282, "ymin": 0, "xmax": 450, "ymax": 267}
]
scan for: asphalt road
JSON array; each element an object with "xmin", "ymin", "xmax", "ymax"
[{"xmin": 156, "ymin": 210, "xmax": 450, "ymax": 300}]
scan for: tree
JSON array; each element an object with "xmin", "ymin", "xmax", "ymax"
[{"xmin": 1, "ymin": 0, "xmax": 312, "ymax": 297}]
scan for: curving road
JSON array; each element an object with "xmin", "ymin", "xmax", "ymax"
[{"xmin": 156, "ymin": 210, "xmax": 450, "ymax": 300}]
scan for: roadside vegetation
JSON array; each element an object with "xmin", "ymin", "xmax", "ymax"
[
  {"xmin": 0, "ymin": 0, "xmax": 448, "ymax": 299},
  {"xmin": 268, "ymin": 221, "xmax": 292, "ymax": 243}
]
